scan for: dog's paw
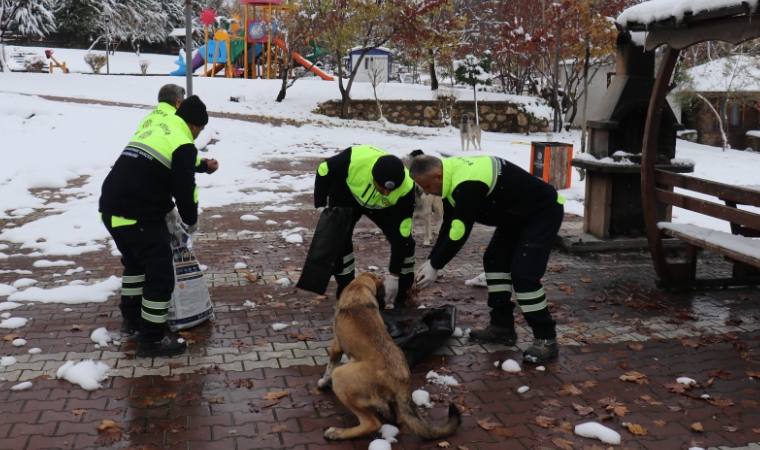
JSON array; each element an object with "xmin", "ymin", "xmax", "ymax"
[
  {"xmin": 317, "ymin": 377, "xmax": 332, "ymax": 389},
  {"xmin": 324, "ymin": 427, "xmax": 342, "ymax": 440}
]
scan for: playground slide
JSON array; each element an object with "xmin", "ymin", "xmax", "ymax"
[
  {"xmin": 272, "ymin": 38, "xmax": 334, "ymax": 81},
  {"xmin": 169, "ymin": 49, "xmax": 205, "ymax": 76}
]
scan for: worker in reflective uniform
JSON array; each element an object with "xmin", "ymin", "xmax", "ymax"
[
  {"xmin": 135, "ymin": 84, "xmax": 219, "ymax": 175},
  {"xmin": 410, "ymin": 154, "xmax": 565, "ymax": 364},
  {"xmin": 313, "ymin": 145, "xmax": 416, "ymax": 308},
  {"xmin": 99, "ymin": 95, "xmax": 208, "ymax": 358}
]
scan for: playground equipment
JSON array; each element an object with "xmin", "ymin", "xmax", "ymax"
[
  {"xmin": 44, "ymin": 50, "xmax": 68, "ymax": 74},
  {"xmin": 170, "ymin": 1, "xmax": 332, "ymax": 81}
]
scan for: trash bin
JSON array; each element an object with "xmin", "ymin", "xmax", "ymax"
[{"xmin": 530, "ymin": 142, "xmax": 573, "ymax": 190}]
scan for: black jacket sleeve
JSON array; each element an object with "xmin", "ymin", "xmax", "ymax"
[
  {"xmin": 172, "ymin": 143, "xmax": 199, "ymax": 226},
  {"xmin": 195, "ymin": 159, "xmax": 208, "ymax": 173},
  {"xmin": 428, "ymin": 181, "xmax": 488, "ymax": 269},
  {"xmin": 313, "ymin": 148, "xmax": 352, "ymax": 208}
]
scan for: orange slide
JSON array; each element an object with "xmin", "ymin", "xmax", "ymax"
[{"xmin": 272, "ymin": 38, "xmax": 334, "ymax": 81}]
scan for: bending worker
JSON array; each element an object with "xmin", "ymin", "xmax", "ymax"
[
  {"xmin": 410, "ymin": 154, "xmax": 564, "ymax": 364},
  {"xmin": 314, "ymin": 145, "xmax": 416, "ymax": 308},
  {"xmin": 99, "ymin": 95, "xmax": 209, "ymax": 358},
  {"xmin": 135, "ymin": 84, "xmax": 218, "ymax": 175}
]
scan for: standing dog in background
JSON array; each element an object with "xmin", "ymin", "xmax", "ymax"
[
  {"xmin": 459, "ymin": 114, "xmax": 482, "ymax": 151},
  {"xmin": 317, "ymin": 272, "xmax": 462, "ymax": 440},
  {"xmin": 406, "ymin": 150, "xmax": 443, "ymax": 246}
]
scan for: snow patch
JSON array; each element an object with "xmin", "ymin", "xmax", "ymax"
[
  {"xmin": 517, "ymin": 386, "xmax": 530, "ymax": 394},
  {"xmin": 240, "ymin": 214, "xmax": 260, "ymax": 221},
  {"xmin": 0, "ymin": 317, "xmax": 28, "ymax": 328},
  {"xmin": 501, "ymin": 359, "xmax": 522, "ymax": 373},
  {"xmin": 271, "ymin": 323, "xmax": 289, "ymax": 331},
  {"xmin": 677, "ymin": 377, "xmax": 697, "ymax": 386},
  {"xmin": 426, "ymin": 370, "xmax": 459, "ymax": 386},
  {"xmin": 1, "ymin": 356, "xmax": 17, "ymax": 366},
  {"xmin": 368, "ymin": 439, "xmax": 392, "ymax": 450},
  {"xmin": 412, "ymin": 389, "xmax": 433, "ymax": 408},
  {"xmin": 234, "ymin": 262, "xmax": 247, "ymax": 269},
  {"xmin": 12, "ymin": 338, "xmax": 27, "ymax": 347},
  {"xmin": 574, "ymin": 422, "xmax": 621, "ymax": 445},
  {"xmin": 452, "ymin": 327, "xmax": 463, "ymax": 337},
  {"xmin": 275, "ymin": 278, "xmax": 291, "ymax": 286},
  {"xmin": 380, "ymin": 424, "xmax": 399, "ymax": 443},
  {"xmin": 28, "ymin": 348, "xmax": 42, "ymax": 354},
  {"xmin": 56, "ymin": 360, "xmax": 111, "ymax": 391},
  {"xmin": 464, "ymin": 272, "xmax": 487, "ymax": 287},
  {"xmin": 8, "ymin": 276, "xmax": 121, "ymax": 304},
  {"xmin": 11, "ymin": 381, "xmax": 33, "ymax": 391},
  {"xmin": 90, "ymin": 327, "xmax": 117, "ymax": 346},
  {"xmin": 12, "ymin": 278, "xmax": 37, "ymax": 289},
  {"xmin": 33, "ymin": 259, "xmax": 75, "ymax": 267}
]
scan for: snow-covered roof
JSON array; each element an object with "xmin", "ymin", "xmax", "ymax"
[
  {"xmin": 617, "ymin": 0, "xmax": 759, "ymax": 28},
  {"xmin": 685, "ymin": 55, "xmax": 760, "ymax": 93},
  {"xmin": 349, "ymin": 46, "xmax": 391, "ymax": 54},
  {"xmin": 168, "ymin": 28, "xmax": 200, "ymax": 37}
]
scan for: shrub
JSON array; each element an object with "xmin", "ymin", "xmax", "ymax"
[
  {"xmin": 23, "ymin": 55, "xmax": 46, "ymax": 73},
  {"xmin": 139, "ymin": 59, "xmax": 150, "ymax": 76},
  {"xmin": 84, "ymin": 53, "xmax": 107, "ymax": 74}
]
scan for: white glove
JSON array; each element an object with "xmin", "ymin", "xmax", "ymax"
[
  {"xmin": 166, "ymin": 208, "xmax": 181, "ymax": 227},
  {"xmin": 316, "ymin": 206, "xmax": 326, "ymax": 215},
  {"xmin": 383, "ymin": 275, "xmax": 399, "ymax": 303},
  {"xmin": 416, "ymin": 260, "xmax": 438, "ymax": 288},
  {"xmin": 186, "ymin": 221, "xmax": 199, "ymax": 234}
]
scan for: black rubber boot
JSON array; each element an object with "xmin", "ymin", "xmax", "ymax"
[
  {"xmin": 469, "ymin": 325, "xmax": 517, "ymax": 346},
  {"xmin": 136, "ymin": 337, "xmax": 188, "ymax": 358},
  {"xmin": 522, "ymin": 339, "xmax": 559, "ymax": 364},
  {"xmin": 120, "ymin": 318, "xmax": 138, "ymax": 335}
]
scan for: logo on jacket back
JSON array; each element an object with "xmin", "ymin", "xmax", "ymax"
[
  {"xmin": 139, "ymin": 130, "xmax": 153, "ymax": 139},
  {"xmin": 381, "ymin": 198, "xmax": 390, "ymax": 207},
  {"xmin": 142, "ymin": 119, "xmax": 152, "ymax": 129}
]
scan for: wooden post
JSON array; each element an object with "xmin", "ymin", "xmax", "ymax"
[
  {"xmin": 204, "ymin": 26, "xmax": 208, "ymax": 77},
  {"xmin": 641, "ymin": 46, "xmax": 680, "ymax": 282},
  {"xmin": 266, "ymin": 5, "xmax": 272, "ymax": 79},
  {"xmin": 244, "ymin": 4, "xmax": 248, "ymax": 79}
]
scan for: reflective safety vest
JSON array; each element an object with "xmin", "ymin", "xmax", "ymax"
[
  {"xmin": 440, "ymin": 156, "xmax": 499, "ymax": 207},
  {"xmin": 127, "ymin": 114, "xmax": 194, "ymax": 169},
  {"xmin": 134, "ymin": 104, "xmax": 202, "ymax": 168},
  {"xmin": 346, "ymin": 145, "xmax": 414, "ymax": 209}
]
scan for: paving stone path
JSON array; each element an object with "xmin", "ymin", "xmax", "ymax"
[{"xmin": 1, "ymin": 158, "xmax": 759, "ymax": 450}]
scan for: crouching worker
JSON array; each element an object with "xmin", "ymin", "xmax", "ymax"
[
  {"xmin": 313, "ymin": 145, "xmax": 416, "ymax": 308},
  {"xmin": 99, "ymin": 95, "xmax": 208, "ymax": 358},
  {"xmin": 410, "ymin": 154, "xmax": 564, "ymax": 364}
]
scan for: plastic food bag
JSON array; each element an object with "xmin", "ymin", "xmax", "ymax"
[
  {"xmin": 296, "ymin": 207, "xmax": 353, "ymax": 295},
  {"xmin": 380, "ymin": 305, "xmax": 457, "ymax": 368}
]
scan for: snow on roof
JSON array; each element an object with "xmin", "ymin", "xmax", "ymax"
[
  {"xmin": 685, "ymin": 55, "xmax": 760, "ymax": 92},
  {"xmin": 349, "ymin": 46, "xmax": 391, "ymax": 53},
  {"xmin": 617, "ymin": 0, "xmax": 759, "ymax": 28}
]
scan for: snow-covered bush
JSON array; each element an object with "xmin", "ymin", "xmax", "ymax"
[
  {"xmin": 139, "ymin": 59, "xmax": 150, "ymax": 76},
  {"xmin": 23, "ymin": 55, "xmax": 46, "ymax": 72},
  {"xmin": 84, "ymin": 53, "xmax": 107, "ymax": 74}
]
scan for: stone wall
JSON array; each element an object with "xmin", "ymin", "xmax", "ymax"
[{"xmin": 314, "ymin": 100, "xmax": 549, "ymax": 134}]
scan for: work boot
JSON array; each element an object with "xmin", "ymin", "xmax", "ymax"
[
  {"xmin": 120, "ymin": 318, "xmax": 138, "ymax": 335},
  {"xmin": 136, "ymin": 337, "xmax": 188, "ymax": 358},
  {"xmin": 523, "ymin": 339, "xmax": 559, "ymax": 364},
  {"xmin": 469, "ymin": 325, "xmax": 517, "ymax": 346}
]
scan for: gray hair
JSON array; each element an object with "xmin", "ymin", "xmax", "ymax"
[
  {"xmin": 409, "ymin": 155, "xmax": 443, "ymax": 179},
  {"xmin": 157, "ymin": 84, "xmax": 186, "ymax": 105}
]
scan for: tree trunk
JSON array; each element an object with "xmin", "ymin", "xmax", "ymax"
[
  {"xmin": 0, "ymin": 3, "xmax": 7, "ymax": 73},
  {"xmin": 276, "ymin": 52, "xmax": 290, "ymax": 102},
  {"xmin": 580, "ymin": 34, "xmax": 590, "ymax": 154},
  {"xmin": 697, "ymin": 94, "xmax": 728, "ymax": 151},
  {"xmin": 473, "ymin": 85, "xmax": 479, "ymax": 128},
  {"xmin": 340, "ymin": 50, "xmax": 365, "ymax": 119},
  {"xmin": 428, "ymin": 49, "xmax": 438, "ymax": 90},
  {"xmin": 553, "ymin": 21, "xmax": 562, "ymax": 133}
]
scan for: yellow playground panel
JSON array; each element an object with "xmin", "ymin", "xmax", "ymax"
[{"xmin": 241, "ymin": 0, "xmax": 297, "ymax": 80}]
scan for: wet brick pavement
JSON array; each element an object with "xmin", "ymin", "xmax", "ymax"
[{"xmin": 0, "ymin": 158, "xmax": 759, "ymax": 450}]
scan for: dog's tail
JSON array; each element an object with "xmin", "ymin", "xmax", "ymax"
[{"xmin": 397, "ymin": 398, "xmax": 461, "ymax": 440}]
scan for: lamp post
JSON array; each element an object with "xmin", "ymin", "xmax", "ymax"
[
  {"xmin": 104, "ymin": 15, "xmax": 111, "ymax": 75},
  {"xmin": 185, "ymin": 0, "xmax": 193, "ymax": 96}
]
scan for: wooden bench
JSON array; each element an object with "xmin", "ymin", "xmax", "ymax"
[{"xmin": 648, "ymin": 170, "xmax": 760, "ymax": 288}]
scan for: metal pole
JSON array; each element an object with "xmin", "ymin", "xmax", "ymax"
[
  {"xmin": 185, "ymin": 0, "xmax": 194, "ymax": 96},
  {"xmin": 553, "ymin": 21, "xmax": 561, "ymax": 133},
  {"xmin": 105, "ymin": 16, "xmax": 110, "ymax": 75}
]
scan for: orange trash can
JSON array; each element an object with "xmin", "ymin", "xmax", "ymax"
[{"xmin": 530, "ymin": 142, "xmax": 573, "ymax": 190}]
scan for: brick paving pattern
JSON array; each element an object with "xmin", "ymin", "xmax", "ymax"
[{"xmin": 0, "ymin": 158, "xmax": 759, "ymax": 450}]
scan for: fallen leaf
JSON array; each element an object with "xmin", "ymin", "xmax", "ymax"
[
  {"xmin": 679, "ymin": 338, "xmax": 701, "ymax": 349},
  {"xmin": 493, "ymin": 428, "xmax": 514, "ymax": 438},
  {"xmin": 268, "ymin": 302, "xmax": 287, "ymax": 307},
  {"xmin": 95, "ymin": 419, "xmax": 123, "ymax": 446},
  {"xmin": 572, "ymin": 403, "xmax": 594, "ymax": 416},
  {"xmin": 691, "ymin": 422, "xmax": 704, "ymax": 432},
  {"xmin": 753, "ymin": 427, "xmax": 760, "ymax": 434},
  {"xmin": 708, "ymin": 397, "xmax": 734, "ymax": 407},
  {"xmin": 580, "ymin": 278, "xmax": 592, "ymax": 283},
  {"xmin": 708, "ymin": 369, "xmax": 732, "ymax": 379},
  {"xmin": 283, "ymin": 266, "xmax": 298, "ymax": 271},
  {"xmin": 557, "ymin": 382, "xmax": 583, "ymax": 396},
  {"xmin": 315, "ymin": 295, "xmax": 327, "ymax": 300},
  {"xmin": 457, "ymin": 446, "xmax": 471, "ymax": 450},
  {"xmin": 652, "ymin": 420, "xmax": 666, "ymax": 427},
  {"xmin": 535, "ymin": 416, "xmax": 556, "ymax": 428},
  {"xmin": 476, "ymin": 417, "xmax": 499, "ymax": 431},
  {"xmin": 3, "ymin": 334, "xmax": 20, "ymax": 341},
  {"xmin": 580, "ymin": 381, "xmax": 597, "ymax": 389},
  {"xmin": 639, "ymin": 395, "xmax": 663, "ymax": 405},
  {"xmin": 664, "ymin": 383, "xmax": 688, "ymax": 393},
  {"xmin": 619, "ymin": 372, "xmax": 649, "ymax": 384},
  {"xmin": 437, "ymin": 442, "xmax": 450, "ymax": 448},
  {"xmin": 270, "ymin": 424, "xmax": 287, "ymax": 432},
  {"xmin": 626, "ymin": 423, "xmax": 647, "ymax": 435},
  {"xmin": 551, "ymin": 437, "xmax": 575, "ymax": 449},
  {"xmin": 741, "ymin": 399, "xmax": 759, "ymax": 409},
  {"xmin": 626, "ymin": 342, "xmax": 644, "ymax": 351},
  {"xmin": 746, "ymin": 371, "xmax": 760, "ymax": 377},
  {"xmin": 291, "ymin": 333, "xmax": 316, "ymax": 341},
  {"xmin": 208, "ymin": 397, "xmax": 225, "ymax": 404},
  {"xmin": 70, "ymin": 324, "xmax": 84, "ymax": 331},
  {"xmin": 241, "ymin": 269, "xmax": 259, "ymax": 283},
  {"xmin": 71, "ymin": 409, "xmax": 86, "ymax": 416},
  {"xmin": 263, "ymin": 391, "xmax": 289, "ymax": 400}
]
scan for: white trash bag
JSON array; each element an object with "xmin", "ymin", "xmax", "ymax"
[{"xmin": 166, "ymin": 212, "xmax": 214, "ymax": 331}]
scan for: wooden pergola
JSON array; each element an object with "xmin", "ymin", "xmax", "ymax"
[{"xmin": 617, "ymin": 1, "xmax": 760, "ymax": 287}]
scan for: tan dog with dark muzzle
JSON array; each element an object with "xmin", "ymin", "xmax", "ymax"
[{"xmin": 318, "ymin": 272, "xmax": 461, "ymax": 440}]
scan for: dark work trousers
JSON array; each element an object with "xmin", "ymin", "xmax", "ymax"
[
  {"xmin": 103, "ymin": 216, "xmax": 174, "ymax": 344},
  {"xmin": 483, "ymin": 204, "xmax": 564, "ymax": 340},
  {"xmin": 329, "ymin": 200, "xmax": 416, "ymax": 306}
]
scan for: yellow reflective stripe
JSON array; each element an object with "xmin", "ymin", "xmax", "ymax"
[
  {"xmin": 515, "ymin": 287, "xmax": 546, "ymax": 300},
  {"xmin": 99, "ymin": 212, "xmax": 103, "ymax": 223},
  {"xmin": 338, "ymin": 263, "xmax": 355, "ymax": 276},
  {"xmin": 403, "ymin": 255, "xmax": 416, "ymax": 264},
  {"xmin": 400, "ymin": 267, "xmax": 415, "ymax": 274},
  {"xmin": 142, "ymin": 299, "xmax": 170, "ymax": 310},
  {"xmin": 141, "ymin": 310, "xmax": 167, "ymax": 323},
  {"xmin": 450, "ymin": 219, "xmax": 465, "ymax": 241},
  {"xmin": 194, "ymin": 186, "xmax": 199, "ymax": 204},
  {"xmin": 488, "ymin": 156, "xmax": 498, "ymax": 195},
  {"xmin": 557, "ymin": 193, "xmax": 566, "ymax": 205},
  {"xmin": 127, "ymin": 142, "xmax": 172, "ymax": 168},
  {"xmin": 343, "ymin": 253, "xmax": 354, "ymax": 264},
  {"xmin": 121, "ymin": 288, "xmax": 143, "ymax": 296},
  {"xmin": 111, "ymin": 216, "xmax": 137, "ymax": 228},
  {"xmin": 519, "ymin": 299, "xmax": 548, "ymax": 313},
  {"xmin": 195, "ymin": 154, "xmax": 202, "ymax": 167},
  {"xmin": 122, "ymin": 275, "xmax": 145, "ymax": 283},
  {"xmin": 487, "ymin": 284, "xmax": 512, "ymax": 293},
  {"xmin": 485, "ymin": 272, "xmax": 509, "ymax": 280},
  {"xmin": 318, "ymin": 161, "xmax": 329, "ymax": 176},
  {"xmin": 399, "ymin": 218, "xmax": 412, "ymax": 238}
]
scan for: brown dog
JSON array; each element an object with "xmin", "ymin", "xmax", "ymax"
[{"xmin": 317, "ymin": 272, "xmax": 461, "ymax": 440}]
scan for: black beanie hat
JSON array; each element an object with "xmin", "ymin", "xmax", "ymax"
[
  {"xmin": 176, "ymin": 95, "xmax": 209, "ymax": 127},
  {"xmin": 372, "ymin": 155, "xmax": 405, "ymax": 191}
]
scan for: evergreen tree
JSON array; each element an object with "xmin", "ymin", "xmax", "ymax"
[
  {"xmin": 54, "ymin": 0, "xmax": 99, "ymax": 39},
  {"xmin": 1, "ymin": 0, "xmax": 57, "ymax": 72},
  {"xmin": 455, "ymin": 51, "xmax": 493, "ymax": 127}
]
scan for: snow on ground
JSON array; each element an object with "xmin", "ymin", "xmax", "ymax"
[
  {"xmin": 574, "ymin": 422, "xmax": 621, "ymax": 445},
  {"xmin": 412, "ymin": 389, "xmax": 433, "ymax": 408},
  {"xmin": 379, "ymin": 424, "xmax": 399, "ymax": 443},
  {"xmin": 56, "ymin": 359, "xmax": 111, "ymax": 391},
  {"xmin": 7, "ymin": 276, "xmax": 121, "ymax": 304}
]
